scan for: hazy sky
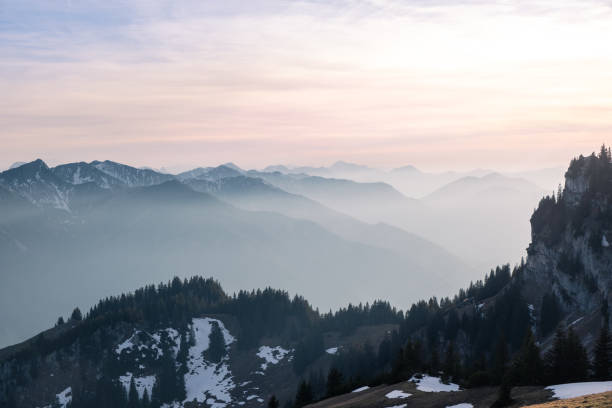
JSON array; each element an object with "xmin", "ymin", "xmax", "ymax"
[{"xmin": 1, "ymin": 0, "xmax": 612, "ymax": 172}]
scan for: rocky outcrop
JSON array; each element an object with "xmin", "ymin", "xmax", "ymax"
[{"xmin": 524, "ymin": 150, "xmax": 612, "ymax": 349}]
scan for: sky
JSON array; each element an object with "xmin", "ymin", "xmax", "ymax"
[{"xmin": 1, "ymin": 0, "xmax": 612, "ymax": 172}]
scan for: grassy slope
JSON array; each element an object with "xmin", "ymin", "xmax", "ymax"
[
  {"xmin": 522, "ymin": 391, "xmax": 612, "ymax": 408},
  {"xmin": 305, "ymin": 382, "xmax": 555, "ymax": 408}
]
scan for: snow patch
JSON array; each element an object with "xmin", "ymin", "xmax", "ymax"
[
  {"xmin": 385, "ymin": 404, "xmax": 407, "ymax": 408},
  {"xmin": 410, "ymin": 375, "xmax": 460, "ymax": 392},
  {"xmin": 603, "ymin": 235, "xmax": 610, "ymax": 248},
  {"xmin": 115, "ymin": 328, "xmax": 180, "ymax": 359},
  {"xmin": 569, "ymin": 317, "xmax": 584, "ymax": 327},
  {"xmin": 546, "ymin": 381, "xmax": 612, "ymax": 399},
  {"xmin": 528, "ymin": 304, "xmax": 536, "ymax": 333},
  {"xmin": 326, "ymin": 347, "xmax": 339, "ymax": 355},
  {"xmin": 352, "ymin": 386, "xmax": 370, "ymax": 393},
  {"xmin": 116, "ymin": 333, "xmax": 136, "ymax": 354},
  {"xmin": 119, "ymin": 373, "xmax": 156, "ymax": 399},
  {"xmin": 184, "ymin": 318, "xmax": 235, "ymax": 408},
  {"xmin": 385, "ymin": 390, "xmax": 412, "ymax": 399},
  {"xmin": 56, "ymin": 387, "xmax": 72, "ymax": 408},
  {"xmin": 256, "ymin": 346, "xmax": 291, "ymax": 370},
  {"xmin": 446, "ymin": 404, "xmax": 473, "ymax": 408},
  {"xmin": 71, "ymin": 166, "xmax": 93, "ymax": 185}
]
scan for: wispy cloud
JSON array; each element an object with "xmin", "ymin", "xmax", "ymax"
[{"xmin": 1, "ymin": 0, "xmax": 612, "ymax": 170}]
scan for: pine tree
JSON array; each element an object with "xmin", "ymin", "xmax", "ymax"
[
  {"xmin": 492, "ymin": 334, "xmax": 508, "ymax": 384},
  {"xmin": 443, "ymin": 342, "xmax": 460, "ymax": 381},
  {"xmin": 594, "ymin": 322, "xmax": 611, "ymax": 380},
  {"xmin": 294, "ymin": 380, "xmax": 314, "ymax": 408},
  {"xmin": 565, "ymin": 328, "xmax": 589, "ymax": 381},
  {"xmin": 176, "ymin": 330, "xmax": 189, "ymax": 374},
  {"xmin": 511, "ymin": 329, "xmax": 543, "ymax": 385},
  {"xmin": 326, "ymin": 367, "xmax": 344, "ymax": 397},
  {"xmin": 175, "ymin": 367, "xmax": 186, "ymax": 401},
  {"xmin": 71, "ymin": 307, "xmax": 83, "ymax": 322},
  {"xmin": 141, "ymin": 388, "xmax": 150, "ymax": 408},
  {"xmin": 56, "ymin": 316, "xmax": 65, "ymax": 326},
  {"xmin": 540, "ymin": 293, "xmax": 561, "ymax": 337},
  {"xmin": 545, "ymin": 327, "xmax": 567, "ymax": 383},
  {"xmin": 430, "ymin": 346, "xmax": 440, "ymax": 374},
  {"xmin": 205, "ymin": 321, "xmax": 227, "ymax": 363},
  {"xmin": 150, "ymin": 376, "xmax": 161, "ymax": 408},
  {"xmin": 158, "ymin": 350, "xmax": 178, "ymax": 403},
  {"xmin": 491, "ymin": 375, "xmax": 513, "ymax": 408},
  {"xmin": 545, "ymin": 327, "xmax": 589, "ymax": 383},
  {"xmin": 127, "ymin": 377, "xmax": 140, "ymax": 408},
  {"xmin": 268, "ymin": 395, "xmax": 280, "ymax": 408}
]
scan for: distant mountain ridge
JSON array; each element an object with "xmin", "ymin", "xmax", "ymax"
[
  {"xmin": 0, "ymin": 148, "xmax": 609, "ymax": 408},
  {"xmin": 0, "ymin": 159, "xmax": 72, "ymax": 211},
  {"xmin": 0, "ymin": 159, "xmax": 471, "ymax": 350},
  {"xmin": 91, "ymin": 160, "xmax": 175, "ymax": 187}
]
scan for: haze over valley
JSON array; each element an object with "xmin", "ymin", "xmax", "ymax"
[
  {"xmin": 2, "ymin": 1, "xmax": 612, "ymax": 407},
  {"xmin": 0, "ymin": 157, "xmax": 561, "ymax": 347}
]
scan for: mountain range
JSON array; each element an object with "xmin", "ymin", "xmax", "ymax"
[
  {"xmin": 0, "ymin": 148, "xmax": 610, "ymax": 408},
  {"xmin": 0, "ymin": 159, "xmax": 471, "ymax": 349},
  {"xmin": 0, "ymin": 157, "xmax": 572, "ymax": 348}
]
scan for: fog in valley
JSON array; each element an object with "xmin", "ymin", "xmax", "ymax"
[{"xmin": 0, "ymin": 159, "xmax": 565, "ymax": 348}]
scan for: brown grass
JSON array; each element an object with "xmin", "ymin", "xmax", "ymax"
[{"xmin": 521, "ymin": 391, "xmax": 612, "ymax": 408}]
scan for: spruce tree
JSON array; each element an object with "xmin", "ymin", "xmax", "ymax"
[
  {"xmin": 565, "ymin": 328, "xmax": 589, "ymax": 382},
  {"xmin": 205, "ymin": 321, "xmax": 227, "ymax": 363},
  {"xmin": 71, "ymin": 307, "xmax": 83, "ymax": 322},
  {"xmin": 158, "ymin": 351, "xmax": 178, "ymax": 403},
  {"xmin": 177, "ymin": 330, "xmax": 189, "ymax": 375},
  {"xmin": 175, "ymin": 367, "xmax": 186, "ymax": 401},
  {"xmin": 511, "ymin": 329, "xmax": 543, "ymax": 385},
  {"xmin": 150, "ymin": 376, "xmax": 161, "ymax": 408},
  {"xmin": 594, "ymin": 322, "xmax": 611, "ymax": 380},
  {"xmin": 545, "ymin": 327, "xmax": 567, "ymax": 383},
  {"xmin": 141, "ymin": 388, "xmax": 150, "ymax": 408},
  {"xmin": 294, "ymin": 381, "xmax": 314, "ymax": 408},
  {"xmin": 268, "ymin": 395, "xmax": 280, "ymax": 408},
  {"xmin": 127, "ymin": 377, "xmax": 139, "ymax": 408},
  {"xmin": 492, "ymin": 334, "xmax": 508, "ymax": 384},
  {"xmin": 540, "ymin": 293, "xmax": 561, "ymax": 337},
  {"xmin": 326, "ymin": 367, "xmax": 344, "ymax": 397},
  {"xmin": 491, "ymin": 375, "xmax": 513, "ymax": 408},
  {"xmin": 443, "ymin": 342, "xmax": 460, "ymax": 381},
  {"xmin": 430, "ymin": 346, "xmax": 440, "ymax": 374},
  {"xmin": 545, "ymin": 327, "xmax": 589, "ymax": 383}
]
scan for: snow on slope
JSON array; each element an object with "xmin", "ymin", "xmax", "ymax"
[
  {"xmin": 385, "ymin": 390, "xmax": 412, "ymax": 399},
  {"xmin": 57, "ymin": 387, "xmax": 72, "ymax": 408},
  {"xmin": 115, "ymin": 328, "xmax": 179, "ymax": 360},
  {"xmin": 409, "ymin": 375, "xmax": 460, "ymax": 392},
  {"xmin": 119, "ymin": 373, "xmax": 156, "ymax": 398},
  {"xmin": 184, "ymin": 318, "xmax": 236, "ymax": 408},
  {"xmin": 352, "ymin": 386, "xmax": 370, "ymax": 393},
  {"xmin": 256, "ymin": 346, "xmax": 291, "ymax": 371},
  {"xmin": 92, "ymin": 160, "xmax": 173, "ymax": 187},
  {"xmin": 42, "ymin": 387, "xmax": 72, "ymax": 408},
  {"xmin": 546, "ymin": 381, "xmax": 612, "ymax": 399},
  {"xmin": 446, "ymin": 404, "xmax": 473, "ymax": 408}
]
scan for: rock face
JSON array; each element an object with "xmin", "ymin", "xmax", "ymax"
[
  {"xmin": 524, "ymin": 151, "xmax": 612, "ymax": 349},
  {"xmin": 0, "ymin": 159, "xmax": 72, "ymax": 211}
]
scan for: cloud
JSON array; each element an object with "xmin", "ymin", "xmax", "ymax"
[{"xmin": 1, "ymin": 0, "xmax": 612, "ymax": 170}]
